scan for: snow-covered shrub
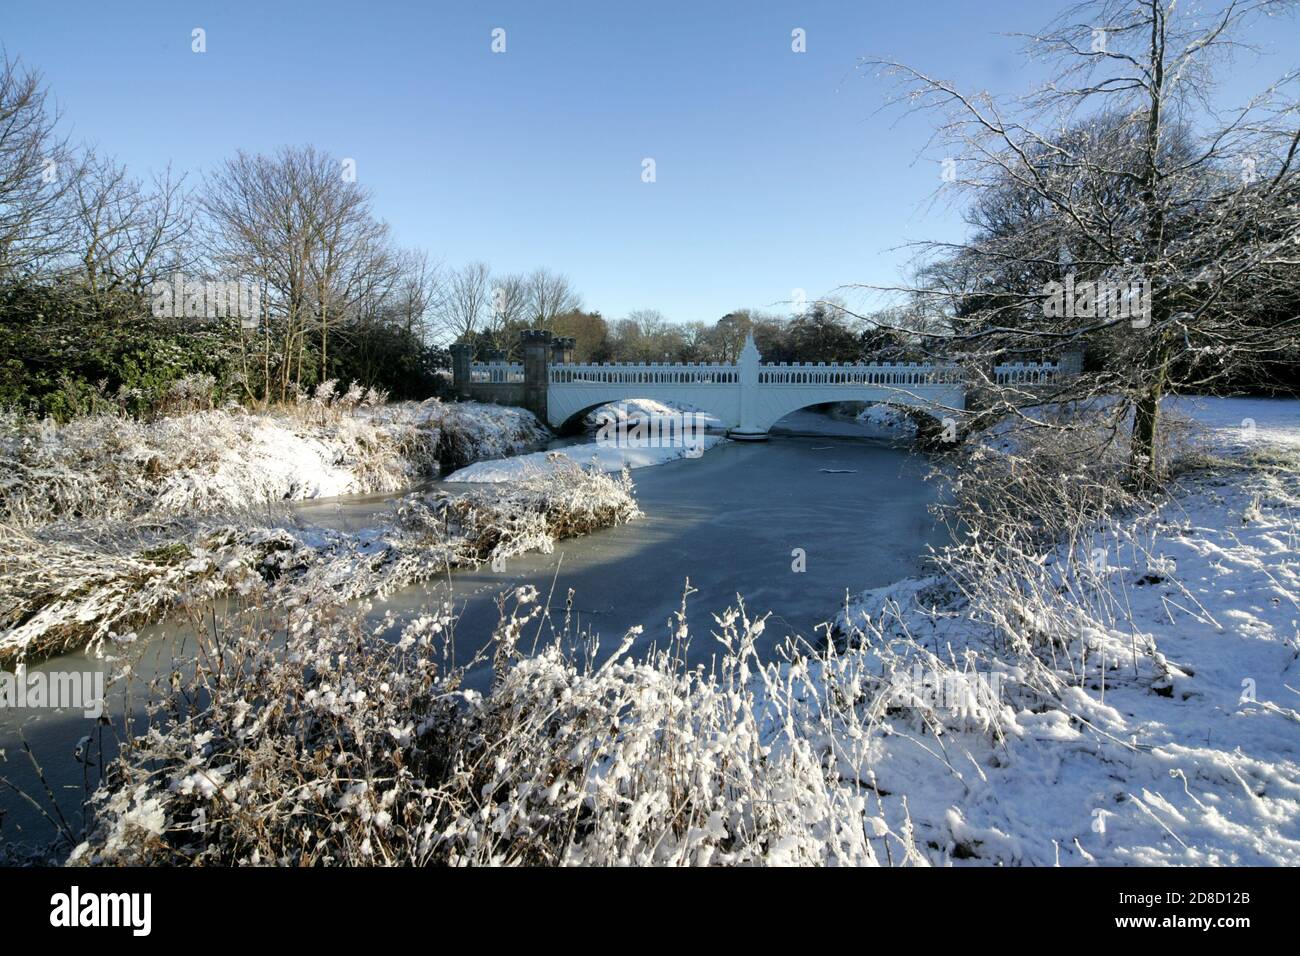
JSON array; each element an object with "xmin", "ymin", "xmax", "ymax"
[
  {"xmin": 68, "ymin": 587, "xmax": 915, "ymax": 866},
  {"xmin": 284, "ymin": 379, "xmax": 388, "ymax": 426},
  {"xmin": 425, "ymin": 400, "xmax": 550, "ymax": 468},
  {"xmin": 917, "ymin": 407, "xmax": 1198, "ymax": 666},
  {"xmin": 395, "ymin": 457, "xmax": 640, "ymax": 570},
  {"xmin": 0, "ymin": 398, "xmax": 547, "ymax": 528},
  {"xmin": 0, "ymin": 521, "xmax": 308, "ymax": 664},
  {"xmin": 153, "ymin": 373, "xmax": 218, "ymax": 417}
]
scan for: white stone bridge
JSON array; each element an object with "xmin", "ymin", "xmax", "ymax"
[{"xmin": 450, "ymin": 332, "xmax": 1069, "ymax": 440}]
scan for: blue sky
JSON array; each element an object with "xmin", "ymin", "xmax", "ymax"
[{"xmin": 3, "ymin": 1, "xmax": 1297, "ymax": 323}]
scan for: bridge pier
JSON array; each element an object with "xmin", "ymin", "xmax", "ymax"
[
  {"xmin": 449, "ymin": 343, "xmax": 473, "ymax": 399},
  {"xmin": 521, "ymin": 329, "xmax": 552, "ymax": 423},
  {"xmin": 729, "ymin": 333, "xmax": 768, "ymax": 440},
  {"xmin": 551, "ymin": 336, "xmax": 575, "ymax": 365}
]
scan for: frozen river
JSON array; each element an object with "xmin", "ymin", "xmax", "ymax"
[{"xmin": 359, "ymin": 409, "xmax": 944, "ymax": 670}]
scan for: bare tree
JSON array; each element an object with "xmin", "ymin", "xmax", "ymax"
[
  {"xmin": 201, "ymin": 145, "xmax": 393, "ymax": 402},
  {"xmin": 438, "ymin": 261, "xmax": 492, "ymax": 345},
  {"xmin": 860, "ymin": 0, "xmax": 1300, "ymax": 486},
  {"xmin": 0, "ymin": 55, "xmax": 77, "ymax": 278},
  {"xmin": 298, "ymin": 149, "xmax": 391, "ymax": 381},
  {"xmin": 65, "ymin": 153, "xmax": 194, "ymax": 310},
  {"xmin": 526, "ymin": 267, "xmax": 581, "ymax": 329},
  {"xmin": 612, "ymin": 308, "xmax": 672, "ymax": 361},
  {"xmin": 390, "ymin": 249, "xmax": 444, "ymax": 342},
  {"xmin": 203, "ymin": 149, "xmax": 309, "ymax": 403},
  {"xmin": 488, "ymin": 271, "xmax": 530, "ymax": 347}
]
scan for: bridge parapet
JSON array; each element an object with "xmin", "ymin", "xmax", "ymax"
[
  {"xmin": 550, "ymin": 363, "xmax": 739, "ymax": 385},
  {"xmin": 993, "ymin": 361, "xmax": 1062, "ymax": 386},
  {"xmin": 758, "ymin": 362, "xmax": 962, "ymax": 386},
  {"xmin": 471, "ymin": 363, "xmax": 524, "ymax": 384},
  {"xmin": 549, "ymin": 360, "xmax": 967, "ymax": 386}
]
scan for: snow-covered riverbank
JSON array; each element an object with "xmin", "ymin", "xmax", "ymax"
[
  {"xmin": 7, "ymin": 393, "xmax": 1296, "ymax": 866},
  {"xmin": 827, "ymin": 396, "xmax": 1300, "ymax": 864},
  {"xmin": 0, "ymin": 393, "xmax": 547, "ymax": 527},
  {"xmin": 0, "ymin": 391, "xmax": 555, "ymax": 664},
  {"xmin": 0, "ymin": 460, "xmax": 641, "ymax": 666}
]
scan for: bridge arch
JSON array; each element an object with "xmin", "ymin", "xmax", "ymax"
[
  {"xmin": 746, "ymin": 389, "xmax": 961, "ymax": 436},
  {"xmin": 551, "ymin": 398, "xmax": 732, "ymax": 436},
  {"xmin": 546, "ymin": 383, "xmax": 743, "ymax": 434}
]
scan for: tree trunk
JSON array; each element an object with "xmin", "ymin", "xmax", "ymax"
[
  {"xmin": 1128, "ymin": 3, "xmax": 1169, "ymax": 493},
  {"xmin": 1128, "ymin": 335, "xmax": 1170, "ymax": 489}
]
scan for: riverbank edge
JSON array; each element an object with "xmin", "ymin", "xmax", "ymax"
[{"xmin": 804, "ymin": 400, "xmax": 1300, "ymax": 865}]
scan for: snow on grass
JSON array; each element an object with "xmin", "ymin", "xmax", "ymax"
[
  {"xmin": 1164, "ymin": 394, "xmax": 1300, "ymax": 453},
  {"xmin": 971, "ymin": 392, "xmax": 1297, "ymax": 461},
  {"xmin": 0, "ymin": 390, "xmax": 548, "ymax": 527},
  {"xmin": 445, "ymin": 436, "xmax": 724, "ymax": 482},
  {"xmin": 827, "ymin": 396, "xmax": 1300, "ymax": 865}
]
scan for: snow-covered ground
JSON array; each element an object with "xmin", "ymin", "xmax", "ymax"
[
  {"xmin": 581, "ymin": 398, "xmax": 723, "ymax": 431},
  {"xmin": 855, "ymin": 403, "xmax": 920, "ymax": 440},
  {"xmin": 830, "ymin": 396, "xmax": 1300, "ymax": 865},
  {"xmin": 0, "ymin": 394, "xmax": 548, "ymax": 526},
  {"xmin": 1166, "ymin": 393, "xmax": 1300, "ymax": 451}
]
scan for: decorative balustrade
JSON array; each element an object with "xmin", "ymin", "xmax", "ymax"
[
  {"xmin": 546, "ymin": 361, "xmax": 965, "ymax": 387},
  {"xmin": 550, "ymin": 364, "xmax": 739, "ymax": 385},
  {"xmin": 480, "ymin": 358, "xmax": 1059, "ymax": 388},
  {"xmin": 470, "ymin": 363, "xmax": 525, "ymax": 384},
  {"xmin": 993, "ymin": 362, "xmax": 1060, "ymax": 385},
  {"xmin": 757, "ymin": 362, "xmax": 961, "ymax": 386}
]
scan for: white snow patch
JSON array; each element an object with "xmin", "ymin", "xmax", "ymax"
[
  {"xmin": 855, "ymin": 403, "xmax": 920, "ymax": 440},
  {"xmin": 581, "ymin": 399, "xmax": 723, "ymax": 432},
  {"xmin": 446, "ymin": 436, "xmax": 725, "ymax": 483}
]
